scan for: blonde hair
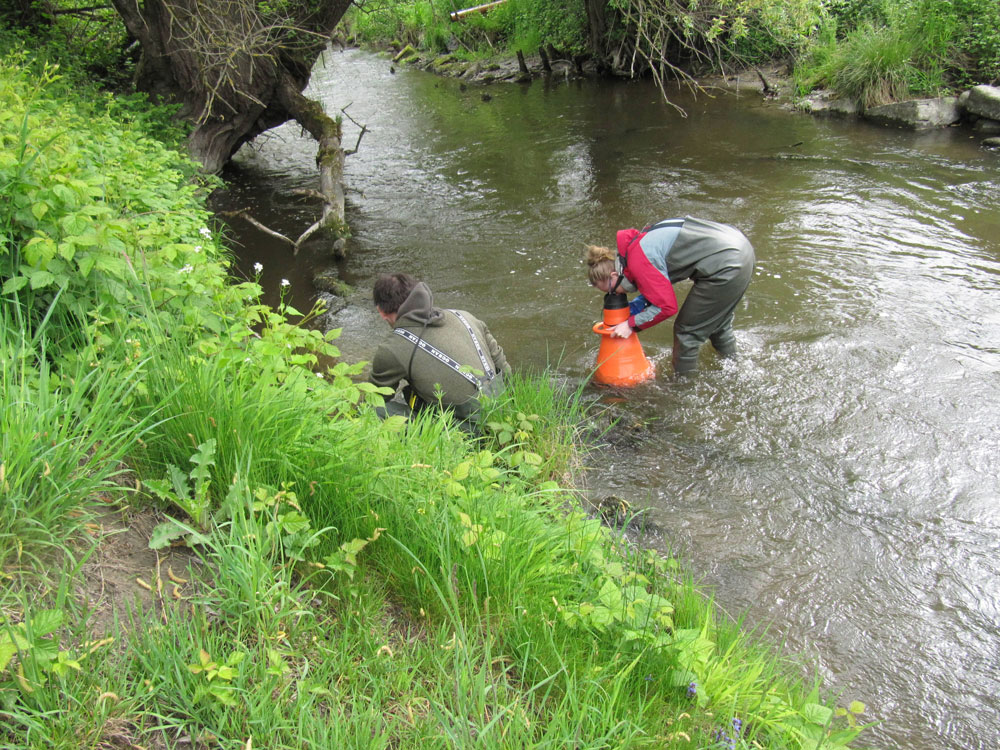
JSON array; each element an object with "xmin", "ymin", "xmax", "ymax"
[{"xmin": 584, "ymin": 244, "xmax": 616, "ymax": 287}]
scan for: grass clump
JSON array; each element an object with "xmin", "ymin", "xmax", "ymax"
[
  {"xmin": 0, "ymin": 38, "xmax": 869, "ymax": 750},
  {"xmin": 794, "ymin": 0, "xmax": 1000, "ymax": 105}
]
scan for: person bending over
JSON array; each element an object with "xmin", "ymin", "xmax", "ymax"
[
  {"xmin": 370, "ymin": 272, "xmax": 511, "ymax": 424},
  {"xmin": 585, "ymin": 216, "xmax": 755, "ymax": 374}
]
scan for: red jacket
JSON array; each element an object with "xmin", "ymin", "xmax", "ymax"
[{"xmin": 615, "ymin": 222, "xmax": 681, "ymax": 330}]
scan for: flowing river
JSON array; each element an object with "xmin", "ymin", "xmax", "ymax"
[{"xmin": 215, "ymin": 47, "xmax": 1000, "ymax": 750}]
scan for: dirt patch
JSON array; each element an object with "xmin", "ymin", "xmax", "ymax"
[{"xmin": 80, "ymin": 503, "xmax": 200, "ymax": 637}]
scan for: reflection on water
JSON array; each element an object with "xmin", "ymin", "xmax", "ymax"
[{"xmin": 220, "ymin": 47, "xmax": 1000, "ymax": 750}]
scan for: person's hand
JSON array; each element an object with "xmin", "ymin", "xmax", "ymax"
[{"xmin": 611, "ymin": 321, "xmax": 633, "ymax": 338}]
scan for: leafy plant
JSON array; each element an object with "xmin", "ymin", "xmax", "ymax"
[
  {"xmin": 0, "ymin": 608, "xmax": 110, "ymax": 707},
  {"xmin": 146, "ymin": 439, "xmax": 218, "ymax": 548},
  {"xmin": 251, "ymin": 483, "xmax": 321, "ymax": 562},
  {"xmin": 187, "ymin": 647, "xmax": 244, "ymax": 707}
]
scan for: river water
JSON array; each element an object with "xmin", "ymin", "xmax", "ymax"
[{"xmin": 217, "ymin": 47, "xmax": 1000, "ymax": 750}]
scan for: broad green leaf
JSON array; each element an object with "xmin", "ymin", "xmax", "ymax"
[
  {"xmin": 278, "ymin": 511, "xmax": 310, "ymax": 535},
  {"xmin": 30, "ymin": 609, "xmax": 63, "ymax": 637},
  {"xmin": 803, "ymin": 702, "xmax": 834, "ymax": 726},
  {"xmin": 0, "ymin": 639, "xmax": 19, "ymax": 672},
  {"xmin": 149, "ymin": 520, "xmax": 188, "ymax": 550},
  {"xmin": 28, "ymin": 270, "xmax": 55, "ymax": 289},
  {"xmin": 2, "ymin": 276, "xmax": 28, "ymax": 294}
]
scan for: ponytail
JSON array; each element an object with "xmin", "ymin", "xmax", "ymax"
[{"xmin": 584, "ymin": 244, "xmax": 616, "ymax": 287}]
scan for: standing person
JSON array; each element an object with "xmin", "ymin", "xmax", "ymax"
[
  {"xmin": 585, "ymin": 216, "xmax": 755, "ymax": 374},
  {"xmin": 370, "ymin": 272, "xmax": 511, "ymax": 424}
]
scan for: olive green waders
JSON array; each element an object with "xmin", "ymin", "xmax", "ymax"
[{"xmin": 671, "ymin": 243, "xmax": 755, "ymax": 374}]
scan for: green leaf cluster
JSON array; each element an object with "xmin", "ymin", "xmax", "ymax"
[{"xmin": 0, "ymin": 607, "xmax": 110, "ymax": 708}]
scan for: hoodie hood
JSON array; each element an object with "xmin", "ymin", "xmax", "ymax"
[
  {"xmin": 616, "ymin": 228, "xmax": 640, "ymax": 257},
  {"xmin": 395, "ymin": 281, "xmax": 445, "ymax": 328}
]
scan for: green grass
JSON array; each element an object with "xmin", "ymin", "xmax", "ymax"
[
  {"xmin": 0, "ymin": 38, "xmax": 870, "ymax": 750},
  {"xmin": 793, "ymin": 0, "xmax": 998, "ymax": 104},
  {"xmin": 0, "ymin": 300, "xmax": 148, "ymax": 569}
]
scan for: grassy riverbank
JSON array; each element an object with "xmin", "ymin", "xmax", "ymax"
[
  {"xmin": 1, "ymin": 42, "xmax": 868, "ymax": 749},
  {"xmin": 344, "ymin": 0, "xmax": 1000, "ymax": 105}
]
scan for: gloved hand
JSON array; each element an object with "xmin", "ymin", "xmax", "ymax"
[{"xmin": 628, "ymin": 294, "xmax": 649, "ymax": 315}]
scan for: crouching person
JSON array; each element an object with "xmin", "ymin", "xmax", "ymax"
[{"xmin": 370, "ymin": 273, "xmax": 511, "ymax": 427}]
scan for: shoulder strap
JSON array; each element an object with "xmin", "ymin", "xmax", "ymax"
[
  {"xmin": 393, "ymin": 325, "xmax": 483, "ymax": 390},
  {"xmin": 448, "ymin": 310, "xmax": 495, "ymax": 380}
]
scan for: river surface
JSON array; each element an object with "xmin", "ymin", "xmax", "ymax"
[{"xmin": 216, "ymin": 47, "xmax": 1000, "ymax": 750}]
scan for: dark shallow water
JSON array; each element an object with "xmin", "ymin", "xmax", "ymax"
[{"xmin": 218, "ymin": 48, "xmax": 1000, "ymax": 750}]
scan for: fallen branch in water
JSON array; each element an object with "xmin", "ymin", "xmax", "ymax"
[{"xmin": 223, "ymin": 99, "xmax": 367, "ymax": 257}]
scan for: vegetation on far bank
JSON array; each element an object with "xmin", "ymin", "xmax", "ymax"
[
  {"xmin": 0, "ymin": 36, "xmax": 873, "ymax": 749},
  {"xmin": 345, "ymin": 0, "xmax": 1000, "ymax": 106}
]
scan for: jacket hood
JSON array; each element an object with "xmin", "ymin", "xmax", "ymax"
[
  {"xmin": 396, "ymin": 281, "xmax": 445, "ymax": 327},
  {"xmin": 616, "ymin": 228, "xmax": 640, "ymax": 256}
]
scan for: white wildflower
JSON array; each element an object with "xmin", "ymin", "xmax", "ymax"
[
  {"xmin": 179, "ymin": 264, "xmax": 194, "ymax": 274},
  {"xmin": 280, "ymin": 278, "xmax": 290, "ymax": 287},
  {"xmin": 193, "ymin": 245, "xmax": 202, "ymax": 253},
  {"xmin": 253, "ymin": 262, "xmax": 263, "ymax": 274},
  {"xmin": 199, "ymin": 227, "xmax": 211, "ymax": 238}
]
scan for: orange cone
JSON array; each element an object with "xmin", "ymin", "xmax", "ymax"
[{"xmin": 592, "ymin": 292, "xmax": 655, "ymax": 386}]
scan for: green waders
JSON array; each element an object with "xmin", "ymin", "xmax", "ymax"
[{"xmin": 672, "ymin": 244, "xmax": 755, "ymax": 374}]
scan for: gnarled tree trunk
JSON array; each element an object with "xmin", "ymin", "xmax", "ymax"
[{"xmin": 110, "ymin": 0, "xmax": 354, "ymax": 253}]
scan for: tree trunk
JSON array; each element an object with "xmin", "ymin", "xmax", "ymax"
[
  {"xmin": 109, "ymin": 0, "xmax": 353, "ymax": 251},
  {"xmin": 585, "ymin": 0, "xmax": 610, "ymax": 66},
  {"xmin": 110, "ymin": 0, "xmax": 350, "ymax": 174}
]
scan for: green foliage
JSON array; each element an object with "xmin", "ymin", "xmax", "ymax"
[
  {"xmin": 345, "ymin": 0, "xmax": 588, "ymax": 58},
  {"xmin": 0, "ymin": 4, "xmax": 132, "ymax": 89},
  {"xmin": 186, "ymin": 647, "xmax": 243, "ymax": 707},
  {"xmin": 951, "ymin": 0, "xmax": 1000, "ymax": 84},
  {"xmin": 0, "ymin": 306, "xmax": 146, "ymax": 567},
  {"xmin": 0, "ymin": 607, "xmax": 108, "ymax": 706},
  {"xmin": 831, "ymin": 20, "xmax": 926, "ymax": 106},
  {"xmin": 479, "ymin": 367, "xmax": 593, "ymax": 483},
  {"xmin": 145, "ymin": 440, "xmax": 219, "ymax": 548},
  {"xmin": 0, "ymin": 36, "xmax": 870, "ymax": 750},
  {"xmin": 794, "ymin": 0, "xmax": 1000, "ymax": 101},
  {"xmin": 498, "ymin": 0, "xmax": 589, "ymax": 55},
  {"xmin": 251, "ymin": 483, "xmax": 325, "ymax": 563},
  {"xmin": 0, "ymin": 48, "xmax": 230, "ymax": 350}
]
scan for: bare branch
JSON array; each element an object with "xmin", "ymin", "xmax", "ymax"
[{"xmin": 220, "ymin": 210, "xmax": 295, "ymax": 248}]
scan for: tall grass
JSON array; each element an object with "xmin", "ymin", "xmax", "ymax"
[
  {"xmin": 794, "ymin": 0, "xmax": 977, "ymax": 105},
  {"xmin": 479, "ymin": 367, "xmax": 598, "ymax": 484},
  {"xmin": 0, "ymin": 300, "xmax": 147, "ymax": 568}
]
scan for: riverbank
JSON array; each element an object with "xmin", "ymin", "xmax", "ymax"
[
  {"xmin": 377, "ymin": 39, "xmax": 1000, "ymax": 149},
  {"xmin": 0, "ymin": 41, "xmax": 868, "ymax": 749}
]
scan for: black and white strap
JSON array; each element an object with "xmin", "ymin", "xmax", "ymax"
[
  {"xmin": 392, "ymin": 310, "xmax": 492, "ymax": 390},
  {"xmin": 449, "ymin": 310, "xmax": 494, "ymax": 381}
]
